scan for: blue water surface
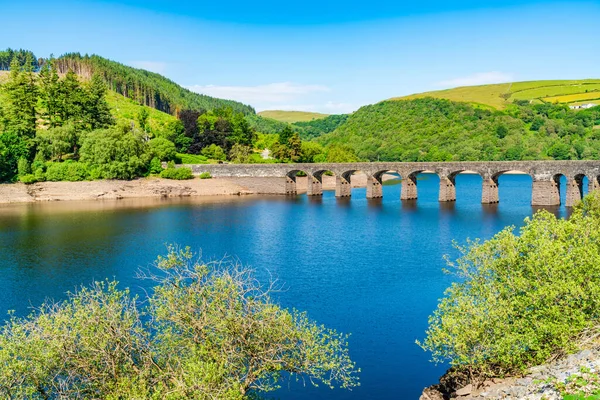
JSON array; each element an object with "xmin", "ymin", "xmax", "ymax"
[{"xmin": 0, "ymin": 174, "xmax": 576, "ymax": 399}]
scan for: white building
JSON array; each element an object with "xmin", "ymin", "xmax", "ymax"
[{"xmin": 570, "ymin": 103, "xmax": 597, "ymax": 110}]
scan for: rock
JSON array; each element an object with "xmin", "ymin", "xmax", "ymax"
[{"xmin": 456, "ymin": 384, "xmax": 473, "ymax": 396}]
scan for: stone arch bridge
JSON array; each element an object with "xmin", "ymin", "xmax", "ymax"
[{"xmin": 185, "ymin": 161, "xmax": 600, "ymax": 207}]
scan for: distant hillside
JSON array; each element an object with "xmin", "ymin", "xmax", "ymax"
[
  {"xmin": 258, "ymin": 110, "xmax": 329, "ymax": 123},
  {"xmin": 392, "ymin": 79, "xmax": 600, "ymax": 110},
  {"xmin": 293, "ymin": 114, "xmax": 350, "ymax": 140},
  {"xmin": 54, "ymin": 53, "xmax": 256, "ymax": 116},
  {"xmin": 319, "ymin": 98, "xmax": 600, "ymax": 161}
]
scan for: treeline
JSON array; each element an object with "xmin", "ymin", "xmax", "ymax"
[
  {"xmin": 0, "ymin": 48, "xmax": 42, "ymax": 71},
  {"xmin": 319, "ymin": 98, "xmax": 600, "ymax": 161},
  {"xmin": 55, "ymin": 53, "xmax": 256, "ymax": 116}
]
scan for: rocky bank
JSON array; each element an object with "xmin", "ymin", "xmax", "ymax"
[{"xmin": 421, "ymin": 347, "xmax": 600, "ymax": 399}]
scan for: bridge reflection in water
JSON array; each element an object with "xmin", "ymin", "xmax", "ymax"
[{"xmin": 187, "ymin": 161, "xmax": 600, "ymax": 207}]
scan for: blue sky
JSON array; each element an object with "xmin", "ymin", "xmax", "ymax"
[{"xmin": 1, "ymin": 1, "xmax": 598, "ymax": 113}]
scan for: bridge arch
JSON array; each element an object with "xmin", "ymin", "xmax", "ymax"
[
  {"xmin": 363, "ymin": 169, "xmax": 401, "ymax": 199},
  {"xmin": 487, "ymin": 170, "xmax": 534, "ymax": 205},
  {"xmin": 285, "ymin": 169, "xmax": 311, "ymax": 196},
  {"xmin": 307, "ymin": 169, "xmax": 336, "ymax": 196}
]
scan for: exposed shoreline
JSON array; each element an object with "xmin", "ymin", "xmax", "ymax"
[
  {"xmin": 0, "ymin": 175, "xmax": 382, "ymax": 205},
  {"xmin": 0, "ymin": 172, "xmax": 527, "ymax": 205}
]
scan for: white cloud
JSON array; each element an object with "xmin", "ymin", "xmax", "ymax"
[
  {"xmin": 187, "ymin": 82, "xmax": 330, "ymax": 103},
  {"xmin": 129, "ymin": 61, "xmax": 168, "ymax": 74},
  {"xmin": 323, "ymin": 101, "xmax": 355, "ymax": 113},
  {"xmin": 436, "ymin": 72, "xmax": 514, "ymax": 88}
]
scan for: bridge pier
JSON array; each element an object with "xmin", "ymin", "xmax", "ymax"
[
  {"xmin": 401, "ymin": 175, "xmax": 417, "ymax": 200},
  {"xmin": 439, "ymin": 176, "xmax": 456, "ymax": 202},
  {"xmin": 531, "ymin": 178, "xmax": 560, "ymax": 206},
  {"xmin": 366, "ymin": 175, "xmax": 383, "ymax": 199},
  {"xmin": 335, "ymin": 175, "xmax": 352, "ymax": 197},
  {"xmin": 307, "ymin": 174, "xmax": 323, "ymax": 196},
  {"xmin": 482, "ymin": 178, "xmax": 499, "ymax": 204},
  {"xmin": 285, "ymin": 176, "xmax": 297, "ymax": 195},
  {"xmin": 589, "ymin": 176, "xmax": 600, "ymax": 193},
  {"xmin": 565, "ymin": 177, "xmax": 583, "ymax": 207}
]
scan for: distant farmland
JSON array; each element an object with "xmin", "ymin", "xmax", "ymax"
[{"xmin": 392, "ymin": 79, "xmax": 600, "ymax": 109}]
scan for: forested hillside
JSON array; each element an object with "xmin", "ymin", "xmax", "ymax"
[
  {"xmin": 319, "ymin": 98, "xmax": 600, "ymax": 161},
  {"xmin": 293, "ymin": 114, "xmax": 349, "ymax": 140},
  {"xmin": 55, "ymin": 54, "xmax": 255, "ymax": 115}
]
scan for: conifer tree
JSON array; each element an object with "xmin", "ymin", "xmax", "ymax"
[
  {"xmin": 39, "ymin": 58, "xmax": 62, "ymax": 127},
  {"xmin": 84, "ymin": 74, "xmax": 113, "ymax": 130},
  {"xmin": 3, "ymin": 55, "xmax": 38, "ymax": 139}
]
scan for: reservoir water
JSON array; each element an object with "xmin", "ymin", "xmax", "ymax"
[{"xmin": 0, "ymin": 174, "xmax": 575, "ymax": 399}]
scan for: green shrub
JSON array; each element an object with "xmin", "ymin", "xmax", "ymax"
[
  {"xmin": 419, "ymin": 192, "xmax": 600, "ymax": 378},
  {"xmin": 149, "ymin": 157, "xmax": 163, "ymax": 174},
  {"xmin": 0, "ymin": 246, "xmax": 359, "ymax": 398},
  {"xmin": 45, "ymin": 162, "xmax": 89, "ymax": 182},
  {"xmin": 160, "ymin": 167, "xmax": 193, "ymax": 180},
  {"xmin": 177, "ymin": 153, "xmax": 210, "ymax": 164},
  {"xmin": 17, "ymin": 157, "xmax": 31, "ymax": 177},
  {"xmin": 19, "ymin": 174, "xmax": 37, "ymax": 184},
  {"xmin": 199, "ymin": 172, "xmax": 212, "ymax": 179},
  {"xmin": 148, "ymin": 138, "xmax": 176, "ymax": 161},
  {"xmin": 45, "ymin": 162, "xmax": 68, "ymax": 181},
  {"xmin": 33, "ymin": 168, "xmax": 45, "ymax": 182},
  {"xmin": 200, "ymin": 144, "xmax": 226, "ymax": 161},
  {"xmin": 79, "ymin": 127, "xmax": 150, "ymax": 179}
]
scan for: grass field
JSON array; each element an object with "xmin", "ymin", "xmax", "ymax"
[
  {"xmin": 106, "ymin": 91, "xmax": 178, "ymax": 133},
  {"xmin": 258, "ymin": 110, "xmax": 330, "ymax": 123},
  {"xmin": 543, "ymin": 92, "xmax": 600, "ymax": 104},
  {"xmin": 392, "ymin": 79, "xmax": 600, "ymax": 109}
]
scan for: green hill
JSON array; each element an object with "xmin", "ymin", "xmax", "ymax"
[
  {"xmin": 318, "ymin": 98, "xmax": 600, "ymax": 162},
  {"xmin": 392, "ymin": 79, "xmax": 600, "ymax": 110},
  {"xmin": 55, "ymin": 53, "xmax": 255, "ymax": 116},
  {"xmin": 257, "ymin": 110, "xmax": 329, "ymax": 123},
  {"xmin": 0, "ymin": 70, "xmax": 178, "ymax": 135}
]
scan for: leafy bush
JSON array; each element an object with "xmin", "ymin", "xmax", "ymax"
[
  {"xmin": 79, "ymin": 127, "xmax": 149, "ymax": 179},
  {"xmin": 0, "ymin": 246, "xmax": 359, "ymax": 399},
  {"xmin": 19, "ymin": 174, "xmax": 37, "ymax": 184},
  {"xmin": 148, "ymin": 137, "xmax": 176, "ymax": 161},
  {"xmin": 160, "ymin": 167, "xmax": 193, "ymax": 180},
  {"xmin": 176, "ymin": 153, "xmax": 210, "ymax": 164},
  {"xmin": 33, "ymin": 168, "xmax": 45, "ymax": 182},
  {"xmin": 199, "ymin": 172, "xmax": 212, "ymax": 179},
  {"xmin": 419, "ymin": 192, "xmax": 600, "ymax": 378},
  {"xmin": 200, "ymin": 144, "xmax": 226, "ymax": 161},
  {"xmin": 149, "ymin": 157, "xmax": 163, "ymax": 174},
  {"xmin": 17, "ymin": 157, "xmax": 30, "ymax": 177},
  {"xmin": 45, "ymin": 161, "xmax": 89, "ymax": 182}
]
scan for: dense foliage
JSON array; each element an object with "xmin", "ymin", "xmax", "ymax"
[
  {"xmin": 293, "ymin": 114, "xmax": 350, "ymax": 140},
  {"xmin": 0, "ymin": 246, "xmax": 359, "ymax": 399},
  {"xmin": 55, "ymin": 53, "xmax": 255, "ymax": 115},
  {"xmin": 319, "ymin": 98, "xmax": 600, "ymax": 161},
  {"xmin": 419, "ymin": 192, "xmax": 600, "ymax": 379},
  {"xmin": 0, "ymin": 48, "xmax": 41, "ymax": 71}
]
